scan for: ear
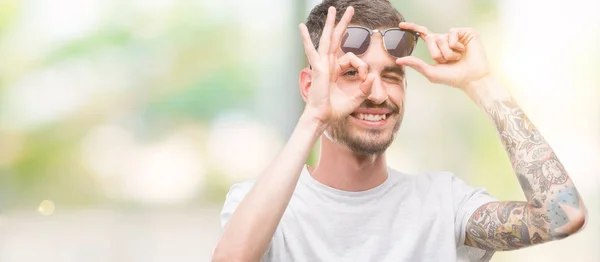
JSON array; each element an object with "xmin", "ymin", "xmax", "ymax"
[{"xmin": 299, "ymin": 67, "xmax": 312, "ymax": 103}]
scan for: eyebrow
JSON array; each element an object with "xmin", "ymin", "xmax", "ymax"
[{"xmin": 382, "ymin": 66, "xmax": 404, "ymax": 76}]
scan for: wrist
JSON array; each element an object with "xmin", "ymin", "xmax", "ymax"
[
  {"xmin": 464, "ymin": 76, "xmax": 512, "ymax": 111},
  {"xmin": 299, "ymin": 108, "xmax": 329, "ymax": 138}
]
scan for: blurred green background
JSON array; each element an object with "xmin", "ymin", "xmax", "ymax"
[{"xmin": 0, "ymin": 0, "xmax": 598, "ymax": 261}]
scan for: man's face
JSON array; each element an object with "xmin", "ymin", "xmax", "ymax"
[{"xmin": 327, "ymin": 27, "xmax": 406, "ymax": 156}]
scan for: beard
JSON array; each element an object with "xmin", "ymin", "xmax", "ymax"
[{"xmin": 327, "ymin": 101, "xmax": 404, "ymax": 156}]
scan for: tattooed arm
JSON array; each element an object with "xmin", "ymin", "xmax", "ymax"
[
  {"xmin": 391, "ymin": 23, "xmax": 587, "ymax": 250},
  {"xmin": 463, "ymin": 77, "xmax": 587, "ymax": 251}
]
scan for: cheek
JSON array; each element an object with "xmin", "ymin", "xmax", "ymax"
[{"xmin": 385, "ymin": 84, "xmax": 406, "ymax": 105}]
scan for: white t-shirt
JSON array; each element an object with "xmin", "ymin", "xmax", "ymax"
[{"xmin": 220, "ymin": 166, "xmax": 497, "ymax": 262}]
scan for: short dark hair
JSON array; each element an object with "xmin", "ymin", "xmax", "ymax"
[{"xmin": 305, "ymin": 0, "xmax": 405, "ymax": 50}]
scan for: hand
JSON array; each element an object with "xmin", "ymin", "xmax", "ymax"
[
  {"xmin": 395, "ymin": 22, "xmax": 491, "ymax": 90},
  {"xmin": 299, "ymin": 6, "xmax": 375, "ymax": 125}
]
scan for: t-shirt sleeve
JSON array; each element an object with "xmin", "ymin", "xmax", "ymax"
[
  {"xmin": 220, "ymin": 181, "xmax": 252, "ymax": 229},
  {"xmin": 219, "ymin": 181, "xmax": 273, "ymax": 262},
  {"xmin": 450, "ymin": 174, "xmax": 498, "ymax": 261}
]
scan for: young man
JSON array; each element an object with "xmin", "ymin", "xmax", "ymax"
[{"xmin": 212, "ymin": 0, "xmax": 587, "ymax": 261}]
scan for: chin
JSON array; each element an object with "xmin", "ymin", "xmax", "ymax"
[
  {"xmin": 346, "ymin": 129, "xmax": 395, "ymax": 156},
  {"xmin": 329, "ymin": 115, "xmax": 401, "ymax": 156}
]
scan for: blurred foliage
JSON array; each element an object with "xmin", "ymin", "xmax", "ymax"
[
  {"xmin": 0, "ymin": 0, "xmax": 17, "ymax": 36},
  {"xmin": 41, "ymin": 29, "xmax": 133, "ymax": 67},
  {"xmin": 9, "ymin": 120, "xmax": 103, "ymax": 207},
  {"xmin": 0, "ymin": 1, "xmax": 260, "ymax": 207},
  {"xmin": 147, "ymin": 67, "xmax": 255, "ymax": 123},
  {"xmin": 0, "ymin": 0, "xmax": 511, "ymax": 207},
  {"xmin": 0, "ymin": 0, "xmax": 596, "ymax": 212}
]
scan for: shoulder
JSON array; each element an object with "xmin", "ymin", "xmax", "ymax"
[
  {"xmin": 390, "ymin": 169, "xmax": 491, "ymax": 201},
  {"xmin": 219, "ymin": 179, "xmax": 257, "ymax": 229},
  {"xmin": 412, "ymin": 170, "xmax": 491, "ymax": 197}
]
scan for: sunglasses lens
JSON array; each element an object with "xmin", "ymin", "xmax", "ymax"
[
  {"xmin": 384, "ymin": 30, "xmax": 416, "ymax": 58},
  {"xmin": 341, "ymin": 27, "xmax": 370, "ymax": 55}
]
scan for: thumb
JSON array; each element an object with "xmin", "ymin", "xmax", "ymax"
[{"xmin": 395, "ymin": 56, "xmax": 434, "ymax": 79}]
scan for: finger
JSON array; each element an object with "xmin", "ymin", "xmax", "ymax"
[
  {"xmin": 395, "ymin": 56, "xmax": 436, "ymax": 80},
  {"xmin": 425, "ymin": 34, "xmax": 446, "ymax": 63},
  {"xmin": 330, "ymin": 6, "xmax": 354, "ymax": 54},
  {"xmin": 358, "ymin": 73, "xmax": 375, "ymax": 97},
  {"xmin": 452, "ymin": 27, "xmax": 478, "ymax": 47},
  {"xmin": 399, "ymin": 22, "xmax": 431, "ymax": 40},
  {"xmin": 318, "ymin": 6, "xmax": 336, "ymax": 56},
  {"xmin": 338, "ymin": 52, "xmax": 368, "ymax": 81},
  {"xmin": 448, "ymin": 29, "xmax": 465, "ymax": 51},
  {"xmin": 436, "ymin": 35, "xmax": 462, "ymax": 61},
  {"xmin": 299, "ymin": 23, "xmax": 319, "ymax": 65}
]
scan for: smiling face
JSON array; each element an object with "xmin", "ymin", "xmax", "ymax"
[{"xmin": 326, "ymin": 28, "xmax": 407, "ymax": 156}]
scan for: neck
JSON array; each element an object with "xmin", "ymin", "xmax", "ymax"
[{"xmin": 307, "ymin": 134, "xmax": 388, "ymax": 192}]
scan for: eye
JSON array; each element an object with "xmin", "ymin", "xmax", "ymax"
[
  {"xmin": 342, "ymin": 69, "xmax": 359, "ymax": 78},
  {"xmin": 383, "ymin": 75, "xmax": 402, "ymax": 83}
]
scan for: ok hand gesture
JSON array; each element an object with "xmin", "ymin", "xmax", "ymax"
[
  {"xmin": 395, "ymin": 22, "xmax": 492, "ymax": 91},
  {"xmin": 299, "ymin": 6, "xmax": 375, "ymax": 126}
]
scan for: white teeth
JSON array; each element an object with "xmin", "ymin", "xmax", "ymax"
[{"xmin": 357, "ymin": 113, "xmax": 386, "ymax": 121}]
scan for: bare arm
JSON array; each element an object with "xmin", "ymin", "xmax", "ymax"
[
  {"xmin": 464, "ymin": 77, "xmax": 587, "ymax": 251},
  {"xmin": 212, "ymin": 6, "xmax": 373, "ymax": 262},
  {"xmin": 212, "ymin": 113, "xmax": 325, "ymax": 262}
]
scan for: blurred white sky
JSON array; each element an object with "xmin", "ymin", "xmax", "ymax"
[{"xmin": 498, "ymin": 0, "xmax": 600, "ymax": 190}]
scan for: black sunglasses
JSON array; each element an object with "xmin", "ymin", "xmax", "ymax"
[{"xmin": 341, "ymin": 26, "xmax": 420, "ymax": 58}]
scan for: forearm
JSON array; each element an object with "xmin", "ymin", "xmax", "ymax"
[
  {"xmin": 466, "ymin": 77, "xmax": 586, "ymax": 240},
  {"xmin": 213, "ymin": 111, "xmax": 326, "ymax": 262}
]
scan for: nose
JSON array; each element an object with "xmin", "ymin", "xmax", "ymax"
[{"xmin": 366, "ymin": 76, "xmax": 388, "ymax": 104}]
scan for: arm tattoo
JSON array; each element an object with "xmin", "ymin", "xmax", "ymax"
[{"xmin": 465, "ymin": 98, "xmax": 585, "ymax": 251}]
